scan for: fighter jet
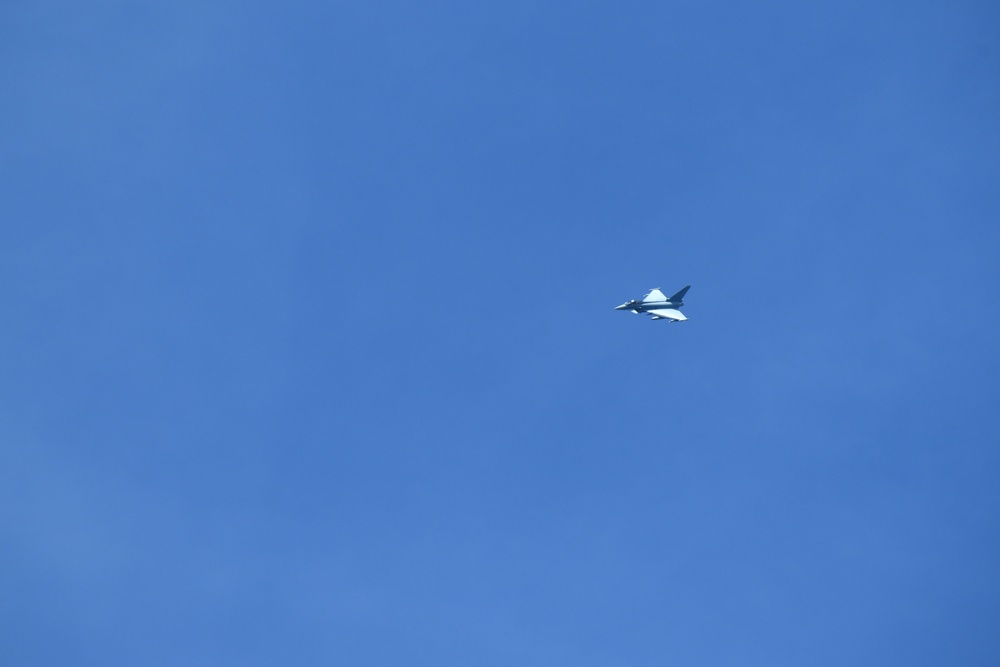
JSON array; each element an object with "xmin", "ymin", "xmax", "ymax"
[{"xmin": 615, "ymin": 286, "xmax": 690, "ymax": 322}]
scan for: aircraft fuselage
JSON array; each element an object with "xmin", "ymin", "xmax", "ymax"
[{"xmin": 616, "ymin": 299, "xmax": 684, "ymax": 312}]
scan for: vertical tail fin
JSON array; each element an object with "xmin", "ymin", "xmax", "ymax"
[{"xmin": 669, "ymin": 285, "xmax": 690, "ymax": 301}]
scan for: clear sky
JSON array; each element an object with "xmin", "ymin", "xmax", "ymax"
[{"xmin": 2, "ymin": 1, "xmax": 999, "ymax": 665}]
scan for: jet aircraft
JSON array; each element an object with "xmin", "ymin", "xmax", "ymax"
[{"xmin": 615, "ymin": 286, "xmax": 690, "ymax": 322}]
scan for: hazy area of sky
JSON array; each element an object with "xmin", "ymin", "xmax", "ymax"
[{"xmin": 2, "ymin": 1, "xmax": 999, "ymax": 665}]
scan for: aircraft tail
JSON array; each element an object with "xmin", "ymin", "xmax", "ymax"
[{"xmin": 669, "ymin": 285, "xmax": 690, "ymax": 301}]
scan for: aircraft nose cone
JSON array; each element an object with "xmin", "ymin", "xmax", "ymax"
[{"xmin": 614, "ymin": 303, "xmax": 629, "ymax": 310}]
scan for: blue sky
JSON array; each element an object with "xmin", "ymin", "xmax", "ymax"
[{"xmin": 2, "ymin": 1, "xmax": 999, "ymax": 664}]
